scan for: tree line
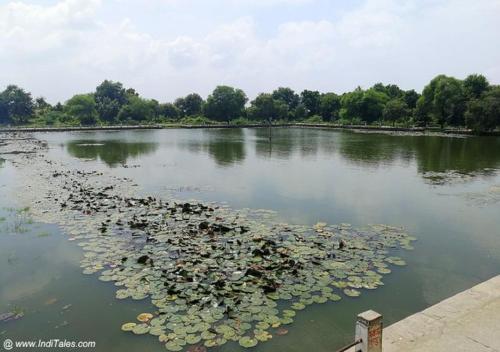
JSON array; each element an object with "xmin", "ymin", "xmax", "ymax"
[{"xmin": 0, "ymin": 74, "xmax": 499, "ymax": 132}]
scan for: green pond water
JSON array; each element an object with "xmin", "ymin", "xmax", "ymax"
[{"xmin": 1, "ymin": 128, "xmax": 500, "ymax": 351}]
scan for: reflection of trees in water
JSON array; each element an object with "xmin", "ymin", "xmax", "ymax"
[
  {"xmin": 337, "ymin": 132, "xmax": 500, "ymax": 181},
  {"xmin": 66, "ymin": 140, "xmax": 158, "ymax": 167},
  {"xmin": 0, "ymin": 158, "xmax": 4, "ymax": 167},
  {"xmin": 181, "ymin": 129, "xmax": 246, "ymax": 167},
  {"xmin": 254, "ymin": 128, "xmax": 500, "ymax": 182},
  {"xmin": 254, "ymin": 128, "xmax": 332, "ymax": 159}
]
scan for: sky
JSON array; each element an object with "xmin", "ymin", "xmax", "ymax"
[{"xmin": 1, "ymin": 0, "xmax": 500, "ymax": 103}]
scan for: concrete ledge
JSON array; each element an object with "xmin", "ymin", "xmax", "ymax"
[
  {"xmin": 383, "ymin": 275, "xmax": 500, "ymax": 352},
  {"xmin": 346, "ymin": 275, "xmax": 500, "ymax": 352}
]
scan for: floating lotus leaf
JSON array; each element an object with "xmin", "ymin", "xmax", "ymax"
[
  {"xmin": 121, "ymin": 322, "xmax": 136, "ymax": 332},
  {"xmin": 137, "ymin": 313, "xmax": 154, "ymax": 323},
  {"xmin": 276, "ymin": 327, "xmax": 288, "ymax": 336},
  {"xmin": 255, "ymin": 321, "xmax": 270, "ymax": 330},
  {"xmin": 280, "ymin": 317, "xmax": 294, "ymax": 325},
  {"xmin": 386, "ymin": 256, "xmax": 406, "ymax": 266},
  {"xmin": 203, "ymin": 340, "xmax": 217, "ymax": 348},
  {"xmin": 165, "ymin": 341, "xmax": 182, "ymax": 352},
  {"xmin": 312, "ymin": 295, "xmax": 328, "ymax": 304},
  {"xmin": 200, "ymin": 331, "xmax": 216, "ymax": 340},
  {"xmin": 149, "ymin": 326, "xmax": 165, "ymax": 336},
  {"xmin": 291, "ymin": 302, "xmax": 306, "ymax": 310},
  {"xmin": 343, "ymin": 289, "xmax": 361, "ymax": 297},
  {"xmin": 239, "ymin": 336, "xmax": 258, "ymax": 348},
  {"xmin": 254, "ymin": 329, "xmax": 272, "ymax": 342},
  {"xmin": 132, "ymin": 323, "xmax": 150, "ymax": 335}
]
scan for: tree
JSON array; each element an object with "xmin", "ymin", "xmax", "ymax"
[
  {"xmin": 159, "ymin": 103, "xmax": 180, "ymax": 120},
  {"xmin": 300, "ymin": 90, "xmax": 321, "ymax": 116},
  {"xmin": 463, "ymin": 74, "xmax": 489, "ymax": 99},
  {"xmin": 94, "ymin": 80, "xmax": 128, "ymax": 123},
  {"xmin": 117, "ymin": 96, "xmax": 155, "ymax": 122},
  {"xmin": 35, "ymin": 97, "xmax": 51, "ymax": 111},
  {"xmin": 272, "ymin": 87, "xmax": 300, "ymax": 112},
  {"xmin": 0, "ymin": 85, "xmax": 34, "ymax": 125},
  {"xmin": 203, "ymin": 86, "xmax": 247, "ymax": 122},
  {"xmin": 465, "ymin": 86, "xmax": 500, "ymax": 132},
  {"xmin": 433, "ymin": 76, "xmax": 466, "ymax": 127},
  {"xmin": 65, "ymin": 94, "xmax": 98, "ymax": 125},
  {"xmin": 247, "ymin": 93, "xmax": 288, "ymax": 122},
  {"xmin": 319, "ymin": 93, "xmax": 341, "ymax": 121},
  {"xmin": 373, "ymin": 83, "xmax": 404, "ymax": 99},
  {"xmin": 418, "ymin": 75, "xmax": 466, "ymax": 127},
  {"xmin": 358, "ymin": 88, "xmax": 389, "ymax": 123},
  {"xmin": 340, "ymin": 88, "xmax": 364, "ymax": 122},
  {"xmin": 403, "ymin": 89, "xmax": 420, "ymax": 110},
  {"xmin": 175, "ymin": 93, "xmax": 203, "ymax": 117},
  {"xmin": 383, "ymin": 99, "xmax": 409, "ymax": 125}
]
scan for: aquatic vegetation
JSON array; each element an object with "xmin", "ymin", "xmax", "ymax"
[{"xmin": 11, "ymin": 138, "xmax": 416, "ymax": 351}]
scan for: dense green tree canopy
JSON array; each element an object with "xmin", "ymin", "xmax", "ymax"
[
  {"xmin": 1, "ymin": 73, "xmax": 498, "ymax": 132},
  {"xmin": 383, "ymin": 99, "xmax": 410, "ymax": 125},
  {"xmin": 65, "ymin": 94, "xmax": 98, "ymax": 126},
  {"xmin": 159, "ymin": 103, "xmax": 180, "ymax": 120},
  {"xmin": 272, "ymin": 87, "xmax": 300, "ymax": 111},
  {"xmin": 204, "ymin": 86, "xmax": 247, "ymax": 122},
  {"xmin": 95, "ymin": 80, "xmax": 128, "ymax": 123},
  {"xmin": 117, "ymin": 95, "xmax": 155, "ymax": 122},
  {"xmin": 175, "ymin": 93, "xmax": 203, "ymax": 117},
  {"xmin": 319, "ymin": 92, "xmax": 341, "ymax": 121},
  {"xmin": 300, "ymin": 90, "xmax": 321, "ymax": 116},
  {"xmin": 0, "ymin": 85, "xmax": 34, "ymax": 125},
  {"xmin": 247, "ymin": 93, "xmax": 288, "ymax": 122},
  {"xmin": 463, "ymin": 74, "xmax": 489, "ymax": 99},
  {"xmin": 465, "ymin": 86, "xmax": 500, "ymax": 132}
]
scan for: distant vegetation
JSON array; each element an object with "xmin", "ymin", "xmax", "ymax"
[{"xmin": 0, "ymin": 74, "xmax": 499, "ymax": 132}]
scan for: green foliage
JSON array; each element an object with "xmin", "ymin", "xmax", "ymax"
[
  {"xmin": 95, "ymin": 80, "xmax": 128, "ymax": 123},
  {"xmin": 272, "ymin": 87, "xmax": 300, "ymax": 112},
  {"xmin": 35, "ymin": 111, "xmax": 76, "ymax": 126},
  {"xmin": 158, "ymin": 103, "xmax": 180, "ymax": 120},
  {"xmin": 174, "ymin": 93, "xmax": 203, "ymax": 117},
  {"xmin": 302, "ymin": 115, "xmax": 324, "ymax": 124},
  {"xmin": 418, "ymin": 75, "xmax": 466, "ymax": 127},
  {"xmin": 0, "ymin": 73, "xmax": 495, "ymax": 129},
  {"xmin": 463, "ymin": 74, "xmax": 489, "ymax": 99},
  {"xmin": 178, "ymin": 115, "xmax": 212, "ymax": 125},
  {"xmin": 229, "ymin": 117, "xmax": 252, "ymax": 125},
  {"xmin": 117, "ymin": 95, "xmax": 155, "ymax": 123},
  {"xmin": 465, "ymin": 86, "xmax": 500, "ymax": 132},
  {"xmin": 204, "ymin": 86, "xmax": 247, "ymax": 122},
  {"xmin": 383, "ymin": 99, "xmax": 410, "ymax": 125},
  {"xmin": 0, "ymin": 85, "xmax": 34, "ymax": 125},
  {"xmin": 300, "ymin": 90, "xmax": 321, "ymax": 116},
  {"xmin": 319, "ymin": 92, "xmax": 341, "ymax": 121},
  {"xmin": 65, "ymin": 94, "xmax": 98, "ymax": 125},
  {"xmin": 247, "ymin": 93, "xmax": 288, "ymax": 122}
]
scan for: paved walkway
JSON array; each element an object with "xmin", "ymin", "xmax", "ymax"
[{"xmin": 348, "ymin": 275, "xmax": 500, "ymax": 351}]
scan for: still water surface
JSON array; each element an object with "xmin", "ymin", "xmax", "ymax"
[{"xmin": 1, "ymin": 128, "xmax": 499, "ymax": 351}]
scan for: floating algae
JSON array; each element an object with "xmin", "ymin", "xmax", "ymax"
[{"xmin": 9, "ymin": 136, "xmax": 416, "ymax": 351}]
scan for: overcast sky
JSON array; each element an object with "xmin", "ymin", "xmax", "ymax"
[{"xmin": 1, "ymin": 0, "xmax": 499, "ymax": 103}]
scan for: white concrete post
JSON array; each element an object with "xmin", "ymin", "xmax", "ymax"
[{"xmin": 355, "ymin": 310, "xmax": 383, "ymax": 352}]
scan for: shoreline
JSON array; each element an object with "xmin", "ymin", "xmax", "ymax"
[{"xmin": 1, "ymin": 123, "xmax": 499, "ymax": 136}]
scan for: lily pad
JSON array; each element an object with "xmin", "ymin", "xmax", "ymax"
[{"xmin": 239, "ymin": 336, "xmax": 258, "ymax": 348}]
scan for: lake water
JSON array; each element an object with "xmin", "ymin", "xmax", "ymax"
[{"xmin": 1, "ymin": 128, "xmax": 500, "ymax": 351}]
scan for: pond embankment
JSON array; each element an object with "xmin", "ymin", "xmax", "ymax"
[
  {"xmin": 1, "ymin": 124, "xmax": 499, "ymax": 136},
  {"xmin": 348, "ymin": 275, "xmax": 500, "ymax": 352}
]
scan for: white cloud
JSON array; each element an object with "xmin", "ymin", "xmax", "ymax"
[{"xmin": 0, "ymin": 0, "xmax": 499, "ymax": 103}]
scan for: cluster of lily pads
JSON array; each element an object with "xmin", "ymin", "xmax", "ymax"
[{"xmin": 13, "ymin": 144, "xmax": 415, "ymax": 352}]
